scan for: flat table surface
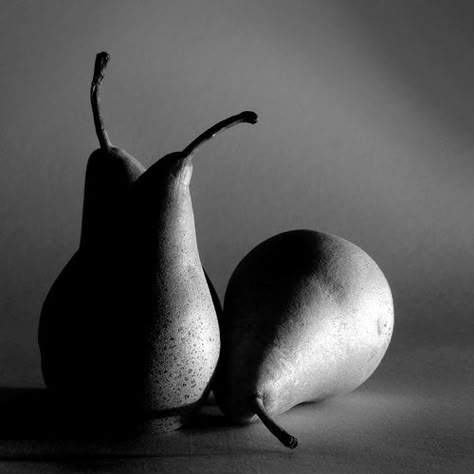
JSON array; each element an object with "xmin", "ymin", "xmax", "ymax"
[{"xmin": 0, "ymin": 344, "xmax": 472, "ymax": 473}]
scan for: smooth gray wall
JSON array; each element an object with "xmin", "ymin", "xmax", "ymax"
[{"xmin": 1, "ymin": 0, "xmax": 473, "ymax": 386}]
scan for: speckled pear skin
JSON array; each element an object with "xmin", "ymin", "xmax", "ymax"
[
  {"xmin": 214, "ymin": 229, "xmax": 394, "ymax": 423},
  {"xmin": 38, "ymin": 148, "xmax": 222, "ymax": 419},
  {"xmin": 38, "ymin": 53, "xmax": 223, "ymax": 421},
  {"xmin": 122, "ymin": 152, "xmax": 220, "ymax": 430}
]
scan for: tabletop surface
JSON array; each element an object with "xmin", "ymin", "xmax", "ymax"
[{"xmin": 0, "ymin": 344, "xmax": 472, "ymax": 474}]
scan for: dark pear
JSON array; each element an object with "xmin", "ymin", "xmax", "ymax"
[
  {"xmin": 38, "ymin": 53, "xmax": 225, "ymax": 423},
  {"xmin": 38, "ymin": 53, "xmax": 145, "ymax": 404}
]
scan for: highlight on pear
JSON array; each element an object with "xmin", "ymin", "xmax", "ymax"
[{"xmin": 214, "ymin": 230, "xmax": 394, "ymax": 448}]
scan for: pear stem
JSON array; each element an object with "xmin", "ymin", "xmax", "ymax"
[
  {"xmin": 182, "ymin": 111, "xmax": 258, "ymax": 158},
  {"xmin": 251, "ymin": 396, "xmax": 298, "ymax": 449},
  {"xmin": 91, "ymin": 52, "xmax": 112, "ymax": 150}
]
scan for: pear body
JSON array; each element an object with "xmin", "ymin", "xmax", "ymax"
[
  {"xmin": 214, "ymin": 229, "xmax": 393, "ymax": 423},
  {"xmin": 39, "ymin": 102, "xmax": 251, "ymax": 429},
  {"xmin": 39, "ymin": 150, "xmax": 221, "ymax": 415},
  {"xmin": 38, "ymin": 147, "xmax": 146, "ymax": 406},
  {"xmin": 121, "ymin": 155, "xmax": 220, "ymax": 430}
]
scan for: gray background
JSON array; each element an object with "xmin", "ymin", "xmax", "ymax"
[
  {"xmin": 1, "ymin": 0, "xmax": 473, "ymax": 391},
  {"xmin": 1, "ymin": 2, "xmax": 473, "ymax": 472}
]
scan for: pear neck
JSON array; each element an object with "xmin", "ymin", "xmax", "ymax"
[{"xmin": 145, "ymin": 186, "xmax": 201, "ymax": 269}]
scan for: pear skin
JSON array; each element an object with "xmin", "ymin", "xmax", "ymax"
[
  {"xmin": 39, "ymin": 54, "xmax": 227, "ymax": 425},
  {"xmin": 120, "ymin": 111, "xmax": 258, "ymax": 431},
  {"xmin": 214, "ymin": 229, "xmax": 394, "ymax": 448}
]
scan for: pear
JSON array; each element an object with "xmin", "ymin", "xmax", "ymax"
[
  {"xmin": 39, "ymin": 52, "xmax": 226, "ymax": 420},
  {"xmin": 38, "ymin": 52, "xmax": 145, "ymax": 401},
  {"xmin": 214, "ymin": 230, "xmax": 394, "ymax": 448},
  {"xmin": 121, "ymin": 111, "xmax": 258, "ymax": 431}
]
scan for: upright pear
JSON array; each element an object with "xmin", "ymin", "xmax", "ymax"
[
  {"xmin": 39, "ymin": 52, "xmax": 225, "ymax": 420},
  {"xmin": 121, "ymin": 111, "xmax": 258, "ymax": 431},
  {"xmin": 38, "ymin": 52, "xmax": 145, "ymax": 400},
  {"xmin": 214, "ymin": 230, "xmax": 394, "ymax": 448}
]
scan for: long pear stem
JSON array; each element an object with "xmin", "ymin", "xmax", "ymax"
[
  {"xmin": 90, "ymin": 52, "xmax": 112, "ymax": 150},
  {"xmin": 251, "ymin": 396, "xmax": 298, "ymax": 449},
  {"xmin": 182, "ymin": 111, "xmax": 258, "ymax": 158}
]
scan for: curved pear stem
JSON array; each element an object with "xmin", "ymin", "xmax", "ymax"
[
  {"xmin": 251, "ymin": 396, "xmax": 298, "ymax": 449},
  {"xmin": 182, "ymin": 111, "xmax": 258, "ymax": 158},
  {"xmin": 90, "ymin": 52, "xmax": 112, "ymax": 150}
]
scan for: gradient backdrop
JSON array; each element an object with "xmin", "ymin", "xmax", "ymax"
[{"xmin": 0, "ymin": 0, "xmax": 473, "ymax": 409}]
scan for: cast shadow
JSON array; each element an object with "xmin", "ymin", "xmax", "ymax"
[
  {"xmin": 0, "ymin": 387, "xmax": 55, "ymax": 440},
  {"xmin": 0, "ymin": 385, "xmax": 239, "ymax": 466},
  {"xmin": 0, "ymin": 386, "xmax": 229, "ymax": 440}
]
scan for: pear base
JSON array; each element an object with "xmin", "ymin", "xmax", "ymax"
[{"xmin": 139, "ymin": 414, "xmax": 186, "ymax": 433}]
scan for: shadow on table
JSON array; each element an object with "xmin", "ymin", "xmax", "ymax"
[
  {"xmin": 0, "ymin": 386, "xmax": 290, "ymax": 472},
  {"xmin": 0, "ymin": 386, "xmax": 276, "ymax": 467},
  {"xmin": 1, "ymin": 382, "xmax": 472, "ymax": 471},
  {"xmin": 0, "ymin": 387, "xmax": 54, "ymax": 439},
  {"xmin": 0, "ymin": 387, "xmax": 229, "ymax": 440}
]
